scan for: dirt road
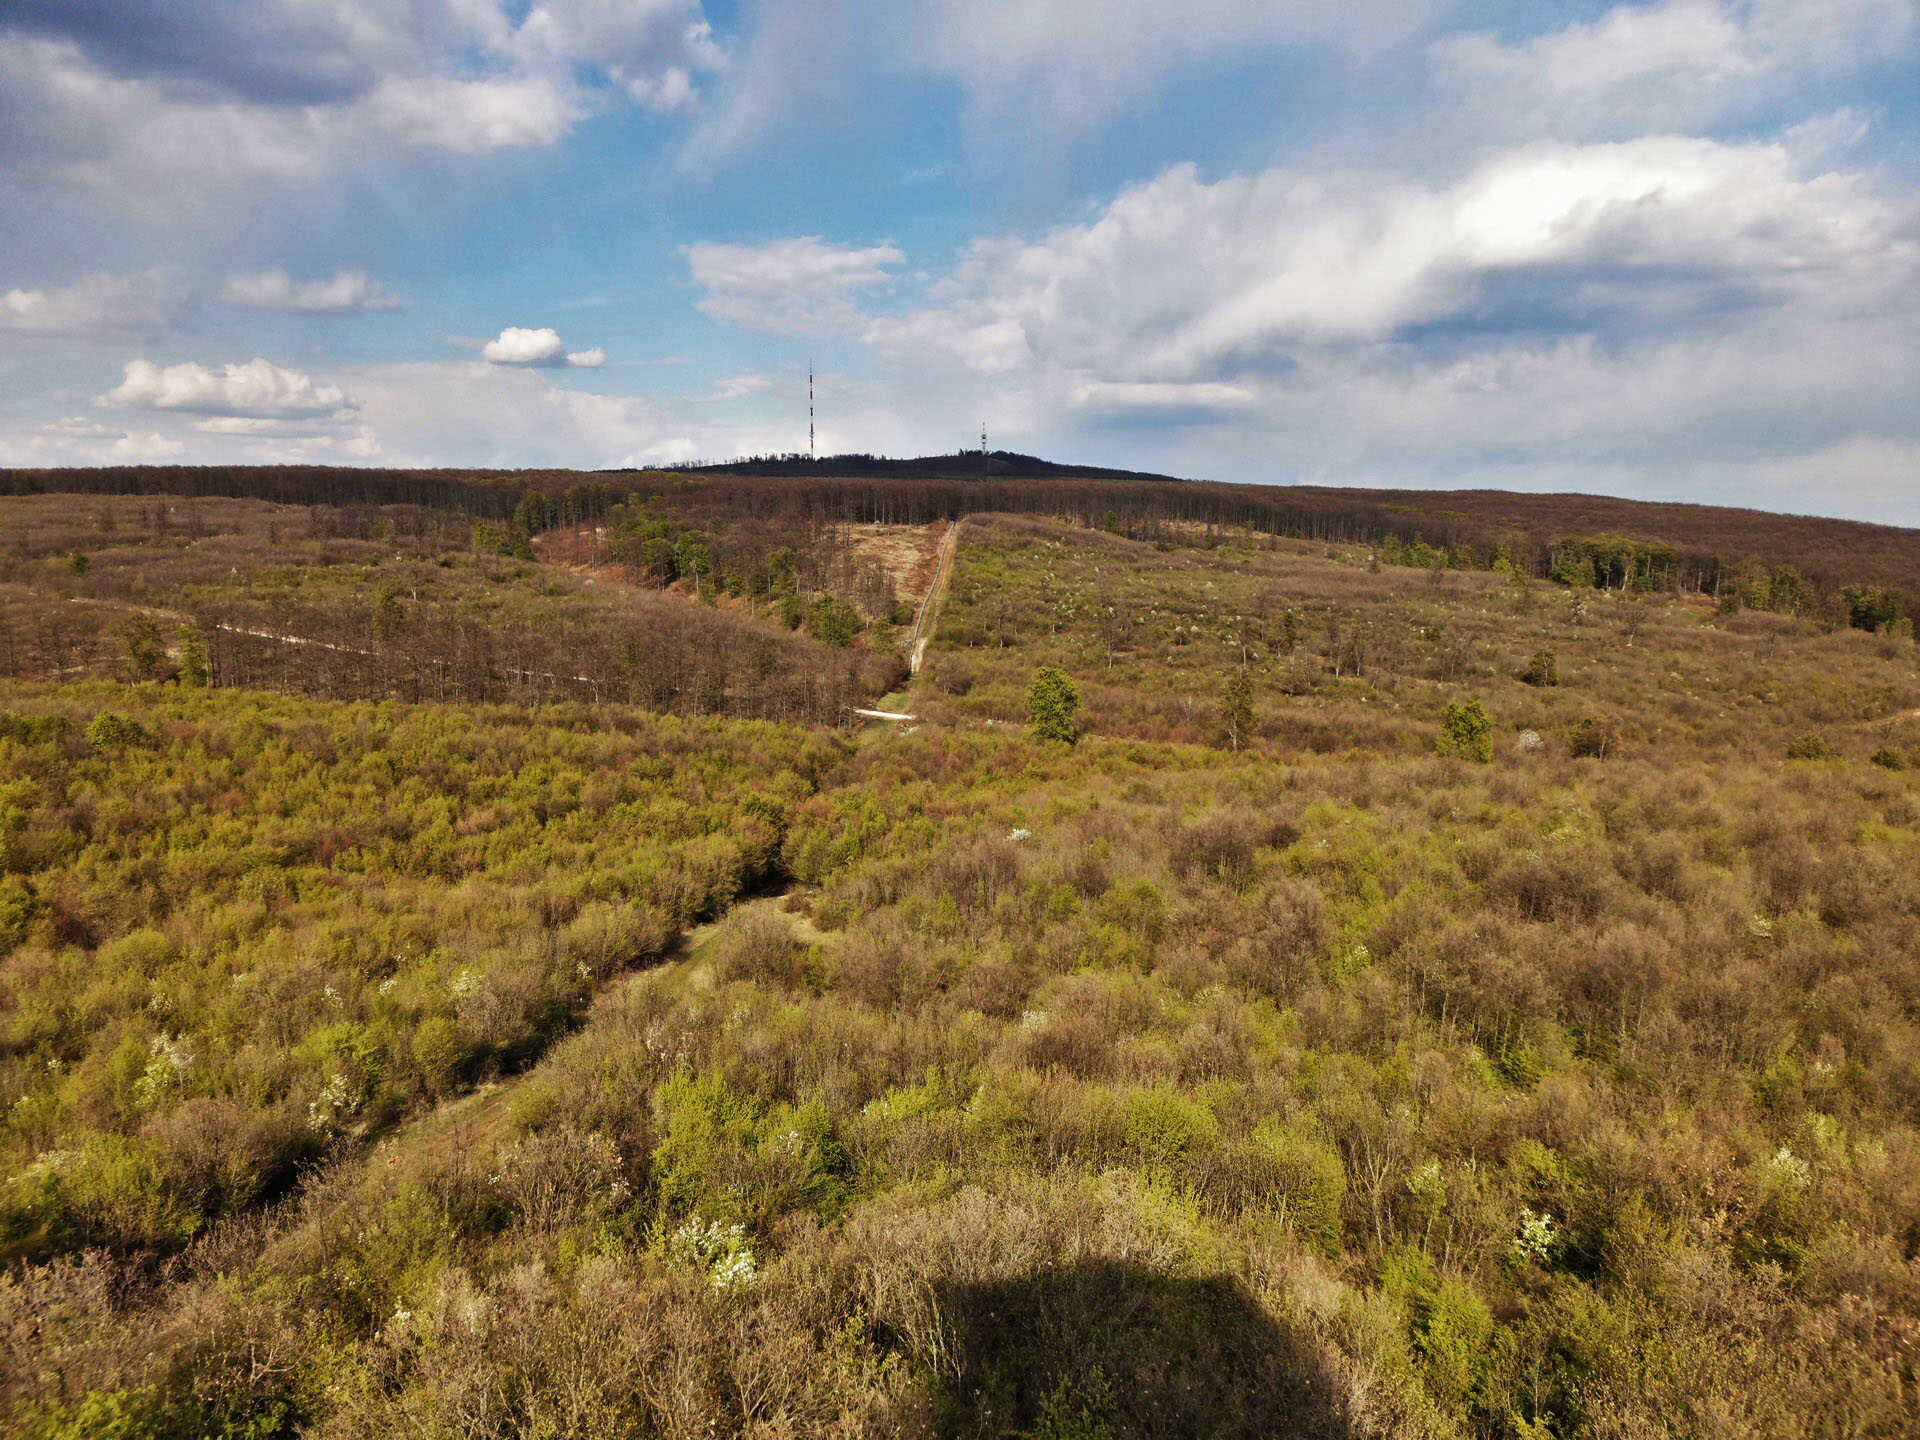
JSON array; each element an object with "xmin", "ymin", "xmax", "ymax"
[{"xmin": 908, "ymin": 520, "xmax": 962, "ymax": 675}]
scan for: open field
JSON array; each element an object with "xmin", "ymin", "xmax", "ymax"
[{"xmin": 2, "ymin": 474, "xmax": 1920, "ymax": 1438}]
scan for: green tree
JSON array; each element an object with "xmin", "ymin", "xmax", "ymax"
[
  {"xmin": 1436, "ymin": 698, "xmax": 1492, "ymax": 762},
  {"xmin": 122, "ymin": 615, "xmax": 166, "ymax": 681},
  {"xmin": 1028, "ymin": 666, "xmax": 1081, "ymax": 745},
  {"xmin": 177, "ymin": 626, "xmax": 209, "ymax": 688},
  {"xmin": 66, "ymin": 550, "xmax": 90, "ymax": 577},
  {"xmin": 1521, "ymin": 649, "xmax": 1558, "ymax": 687},
  {"xmin": 1220, "ymin": 669, "xmax": 1254, "ymax": 751},
  {"xmin": 372, "ymin": 586, "xmax": 405, "ymax": 641}
]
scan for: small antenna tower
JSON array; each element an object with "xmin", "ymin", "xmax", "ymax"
[
  {"xmin": 980, "ymin": 420, "xmax": 987, "ymax": 456},
  {"xmin": 808, "ymin": 361, "xmax": 815, "ymax": 462}
]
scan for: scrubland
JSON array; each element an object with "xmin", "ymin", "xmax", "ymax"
[{"xmin": 3, "ymin": 489, "xmax": 1919, "ymax": 1438}]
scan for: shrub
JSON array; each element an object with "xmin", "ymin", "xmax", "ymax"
[
  {"xmin": 1521, "ymin": 649, "xmax": 1558, "ymax": 686},
  {"xmin": 471, "ymin": 521, "xmax": 534, "ymax": 560},
  {"xmin": 1785, "ymin": 733, "xmax": 1834, "ymax": 761},
  {"xmin": 806, "ymin": 596, "xmax": 862, "ymax": 648},
  {"xmin": 1219, "ymin": 669, "xmax": 1255, "ymax": 750},
  {"xmin": 1870, "ymin": 746, "xmax": 1907, "ymax": 771},
  {"xmin": 121, "ymin": 616, "xmax": 166, "ymax": 681},
  {"xmin": 84, "ymin": 712, "xmax": 152, "ymax": 750},
  {"xmin": 177, "ymin": 626, "xmax": 209, "ymax": 688},
  {"xmin": 1027, "ymin": 666, "xmax": 1081, "ymax": 744},
  {"xmin": 1567, "ymin": 715, "xmax": 1615, "ymax": 758},
  {"xmin": 1170, "ymin": 811, "xmax": 1259, "ymax": 888},
  {"xmin": 714, "ymin": 906, "xmax": 803, "ymax": 987},
  {"xmin": 1436, "ymin": 699, "xmax": 1492, "ymax": 762}
]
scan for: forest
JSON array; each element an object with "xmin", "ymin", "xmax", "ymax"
[{"xmin": 2, "ymin": 471, "xmax": 1919, "ymax": 1439}]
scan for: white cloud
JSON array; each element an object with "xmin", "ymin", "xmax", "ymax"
[
  {"xmin": 870, "ymin": 141, "xmax": 1920, "ymax": 386},
  {"xmin": 98, "ymin": 357, "xmax": 356, "ymax": 418},
  {"xmin": 361, "ymin": 73, "xmax": 581, "ymax": 154},
  {"xmin": 686, "ymin": 236, "xmax": 904, "ymax": 335},
  {"xmin": 223, "ymin": 268, "xmax": 404, "ymax": 312},
  {"xmin": 0, "ymin": 0, "xmax": 727, "ymax": 216},
  {"xmin": 512, "ymin": 0, "xmax": 724, "ymax": 111},
  {"xmin": 1432, "ymin": 0, "xmax": 1917, "ymax": 140},
  {"xmin": 705, "ymin": 372, "xmax": 774, "ymax": 401},
  {"xmin": 691, "ymin": 0, "xmax": 1444, "ymax": 159},
  {"xmin": 41, "ymin": 415, "xmax": 124, "ymax": 439},
  {"xmin": 481, "ymin": 326, "xmax": 606, "ymax": 367},
  {"xmin": 109, "ymin": 431, "xmax": 186, "ymax": 459},
  {"xmin": 1, "ymin": 269, "xmax": 183, "ymax": 337},
  {"xmin": 1069, "ymin": 380, "xmax": 1257, "ymax": 415},
  {"xmin": 340, "ymin": 362, "xmax": 673, "ymax": 466}
]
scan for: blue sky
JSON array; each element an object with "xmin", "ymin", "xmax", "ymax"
[{"xmin": 2, "ymin": 0, "xmax": 1918, "ymax": 522}]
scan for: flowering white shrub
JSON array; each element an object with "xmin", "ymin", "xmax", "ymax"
[
  {"xmin": 1510, "ymin": 1207, "xmax": 1559, "ymax": 1266},
  {"xmin": 668, "ymin": 1216, "xmax": 759, "ymax": 1290}
]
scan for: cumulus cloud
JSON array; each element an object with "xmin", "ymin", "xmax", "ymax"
[
  {"xmin": 337, "ymin": 362, "xmax": 674, "ymax": 467},
  {"xmin": 1, "ymin": 270, "xmax": 183, "ymax": 337},
  {"xmin": 869, "ymin": 142, "xmax": 1920, "ymax": 387},
  {"xmin": 481, "ymin": 327, "xmax": 606, "ymax": 368},
  {"xmin": 223, "ymin": 268, "xmax": 403, "ymax": 312},
  {"xmin": 98, "ymin": 357, "xmax": 356, "ymax": 418},
  {"xmin": 686, "ymin": 237, "xmax": 904, "ymax": 335},
  {"xmin": 0, "ymin": 0, "xmax": 726, "ymax": 214},
  {"xmin": 1432, "ymin": 0, "xmax": 1917, "ymax": 140}
]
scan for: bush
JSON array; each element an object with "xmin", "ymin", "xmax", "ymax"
[
  {"xmin": 471, "ymin": 521, "xmax": 534, "ymax": 560},
  {"xmin": 806, "ymin": 596, "xmax": 862, "ymax": 648},
  {"xmin": 1870, "ymin": 746, "xmax": 1907, "ymax": 771},
  {"xmin": 1170, "ymin": 811, "xmax": 1259, "ymax": 888},
  {"xmin": 177, "ymin": 626, "xmax": 209, "ymax": 687},
  {"xmin": 84, "ymin": 712, "xmax": 153, "ymax": 750},
  {"xmin": 1219, "ymin": 669, "xmax": 1255, "ymax": 750},
  {"xmin": 1567, "ymin": 715, "xmax": 1614, "ymax": 759},
  {"xmin": 1521, "ymin": 649, "xmax": 1558, "ymax": 686},
  {"xmin": 1436, "ymin": 699, "xmax": 1492, "ymax": 762},
  {"xmin": 1028, "ymin": 666, "xmax": 1081, "ymax": 744},
  {"xmin": 1785, "ymin": 733, "xmax": 1834, "ymax": 761}
]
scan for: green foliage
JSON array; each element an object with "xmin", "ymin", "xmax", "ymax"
[
  {"xmin": 19, "ymin": 1386, "xmax": 214, "ymax": 1440},
  {"xmin": 806, "ymin": 595, "xmax": 862, "ymax": 648},
  {"xmin": 1870, "ymin": 745, "xmax": 1906, "ymax": 770},
  {"xmin": 470, "ymin": 521, "xmax": 534, "ymax": 560},
  {"xmin": 1567, "ymin": 715, "xmax": 1613, "ymax": 759},
  {"xmin": 84, "ymin": 711, "xmax": 152, "ymax": 749},
  {"xmin": 1785, "ymin": 732, "xmax": 1834, "ymax": 760},
  {"xmin": 7, "ymin": 492, "xmax": 1920, "ymax": 1440},
  {"xmin": 1520, "ymin": 649, "xmax": 1558, "ymax": 687},
  {"xmin": 1219, "ymin": 668, "xmax": 1254, "ymax": 750},
  {"xmin": 1551, "ymin": 534, "xmax": 1676, "ymax": 591},
  {"xmin": 121, "ymin": 615, "xmax": 166, "ymax": 681},
  {"xmin": 66, "ymin": 551, "xmax": 90, "ymax": 576},
  {"xmin": 1027, "ymin": 665, "xmax": 1081, "ymax": 744},
  {"xmin": 371, "ymin": 585, "xmax": 405, "ymax": 640},
  {"xmin": 176, "ymin": 626, "xmax": 209, "ymax": 688},
  {"xmin": 1435, "ymin": 698, "xmax": 1492, "ymax": 762},
  {"xmin": 1842, "ymin": 584, "xmax": 1904, "ymax": 632}
]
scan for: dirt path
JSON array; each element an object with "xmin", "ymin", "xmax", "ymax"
[{"xmin": 908, "ymin": 520, "xmax": 963, "ymax": 676}]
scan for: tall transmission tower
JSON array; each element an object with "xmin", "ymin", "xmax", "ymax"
[
  {"xmin": 980, "ymin": 421, "xmax": 987, "ymax": 456},
  {"xmin": 808, "ymin": 361, "xmax": 815, "ymax": 462}
]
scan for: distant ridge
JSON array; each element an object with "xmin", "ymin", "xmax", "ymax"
[{"xmin": 615, "ymin": 450, "xmax": 1191, "ymax": 484}]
